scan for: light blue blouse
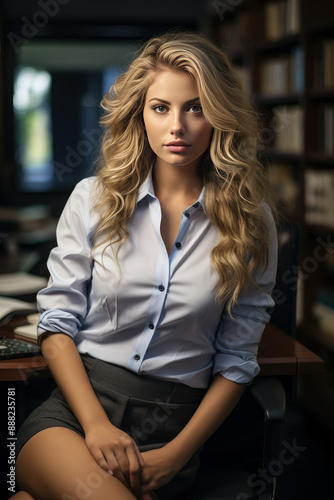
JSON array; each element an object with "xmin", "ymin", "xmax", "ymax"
[{"xmin": 37, "ymin": 173, "xmax": 277, "ymax": 388}]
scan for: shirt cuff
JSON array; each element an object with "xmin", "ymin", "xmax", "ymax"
[
  {"xmin": 213, "ymin": 353, "xmax": 260, "ymax": 385},
  {"xmin": 37, "ymin": 309, "xmax": 81, "ymax": 341}
]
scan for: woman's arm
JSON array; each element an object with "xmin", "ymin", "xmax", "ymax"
[
  {"xmin": 40, "ymin": 333, "xmax": 145, "ymax": 491},
  {"xmin": 166, "ymin": 374, "xmax": 245, "ymax": 464},
  {"xmin": 138, "ymin": 374, "xmax": 245, "ymax": 494}
]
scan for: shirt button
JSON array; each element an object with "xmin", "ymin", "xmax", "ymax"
[
  {"xmin": 158, "ymin": 284, "xmax": 165, "ymax": 292},
  {"xmin": 134, "ymin": 354, "xmax": 141, "ymax": 361},
  {"xmin": 175, "ymin": 242, "xmax": 181, "ymax": 249},
  {"xmin": 184, "ymin": 212, "xmax": 190, "ymax": 218},
  {"xmin": 193, "ymin": 202, "xmax": 200, "ymax": 208},
  {"xmin": 148, "ymin": 323, "xmax": 154, "ymax": 329}
]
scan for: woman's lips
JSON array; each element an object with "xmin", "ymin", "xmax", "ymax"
[{"xmin": 164, "ymin": 142, "xmax": 190, "ymax": 152}]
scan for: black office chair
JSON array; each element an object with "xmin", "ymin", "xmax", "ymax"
[
  {"xmin": 180, "ymin": 378, "xmax": 286, "ymax": 500},
  {"xmin": 180, "ymin": 221, "xmax": 300, "ymax": 500}
]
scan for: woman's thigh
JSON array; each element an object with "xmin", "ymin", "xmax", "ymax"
[{"xmin": 16, "ymin": 427, "xmax": 137, "ymax": 500}]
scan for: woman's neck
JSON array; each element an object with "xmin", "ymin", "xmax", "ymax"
[{"xmin": 152, "ymin": 160, "xmax": 203, "ymax": 203}]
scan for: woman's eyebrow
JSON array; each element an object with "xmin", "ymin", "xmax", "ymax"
[{"xmin": 148, "ymin": 97, "xmax": 201, "ymax": 105}]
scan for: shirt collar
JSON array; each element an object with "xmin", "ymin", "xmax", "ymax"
[
  {"xmin": 136, "ymin": 167, "xmax": 206, "ymax": 209},
  {"xmin": 137, "ymin": 169, "xmax": 156, "ymax": 203}
]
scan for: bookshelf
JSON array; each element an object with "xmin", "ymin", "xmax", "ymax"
[{"xmin": 205, "ymin": 0, "xmax": 334, "ymax": 430}]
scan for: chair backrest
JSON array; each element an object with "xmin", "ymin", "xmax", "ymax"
[{"xmin": 270, "ymin": 219, "xmax": 301, "ymax": 338}]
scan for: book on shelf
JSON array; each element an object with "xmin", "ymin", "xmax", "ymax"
[
  {"xmin": 304, "ymin": 169, "xmax": 334, "ymax": 228},
  {"xmin": 259, "ymin": 47, "xmax": 303, "ymax": 96},
  {"xmin": 320, "ymin": 104, "xmax": 334, "ymax": 155},
  {"xmin": 0, "ymin": 296, "xmax": 37, "ymax": 326},
  {"xmin": 317, "ymin": 38, "xmax": 334, "ymax": 90},
  {"xmin": 272, "ymin": 105, "xmax": 304, "ymax": 154},
  {"xmin": 264, "ymin": 0, "xmax": 301, "ymax": 41}
]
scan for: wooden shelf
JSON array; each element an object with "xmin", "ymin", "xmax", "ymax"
[
  {"xmin": 251, "ymin": 33, "xmax": 301, "ymax": 53},
  {"xmin": 254, "ymin": 93, "xmax": 303, "ymax": 105},
  {"xmin": 304, "ymin": 222, "xmax": 334, "ymax": 235},
  {"xmin": 308, "ymin": 89, "xmax": 334, "ymax": 100},
  {"xmin": 306, "ymin": 153, "xmax": 334, "ymax": 165},
  {"xmin": 264, "ymin": 150, "xmax": 303, "ymax": 162},
  {"xmin": 306, "ymin": 21, "xmax": 334, "ymax": 36}
]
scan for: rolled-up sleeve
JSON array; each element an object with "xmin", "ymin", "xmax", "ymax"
[
  {"xmin": 213, "ymin": 207, "xmax": 278, "ymax": 384},
  {"xmin": 37, "ymin": 178, "xmax": 95, "ymax": 341}
]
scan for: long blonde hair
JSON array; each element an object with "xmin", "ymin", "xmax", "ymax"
[{"xmin": 93, "ymin": 31, "xmax": 277, "ymax": 313}]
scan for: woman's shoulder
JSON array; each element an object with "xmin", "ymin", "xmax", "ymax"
[
  {"xmin": 72, "ymin": 176, "xmax": 98, "ymax": 195},
  {"xmin": 68, "ymin": 176, "xmax": 99, "ymax": 207}
]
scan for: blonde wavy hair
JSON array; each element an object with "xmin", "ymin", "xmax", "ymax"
[{"xmin": 93, "ymin": 31, "xmax": 277, "ymax": 313}]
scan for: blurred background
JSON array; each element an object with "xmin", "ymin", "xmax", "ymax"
[{"xmin": 0, "ymin": 1, "xmax": 333, "ymax": 498}]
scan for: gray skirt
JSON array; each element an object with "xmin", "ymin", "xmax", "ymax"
[{"xmin": 16, "ymin": 354, "xmax": 206, "ymax": 499}]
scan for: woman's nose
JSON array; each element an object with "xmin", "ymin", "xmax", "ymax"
[{"xmin": 170, "ymin": 111, "xmax": 185, "ymax": 135}]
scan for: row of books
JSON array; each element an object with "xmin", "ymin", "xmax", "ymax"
[
  {"xmin": 260, "ymin": 47, "xmax": 304, "ymax": 96},
  {"xmin": 271, "ymin": 105, "xmax": 304, "ymax": 154},
  {"xmin": 264, "ymin": 0, "xmax": 301, "ymax": 40},
  {"xmin": 316, "ymin": 38, "xmax": 334, "ymax": 90},
  {"xmin": 217, "ymin": 0, "xmax": 300, "ymax": 55},
  {"xmin": 304, "ymin": 169, "xmax": 334, "ymax": 229},
  {"xmin": 313, "ymin": 288, "xmax": 334, "ymax": 335},
  {"xmin": 319, "ymin": 104, "xmax": 334, "ymax": 155}
]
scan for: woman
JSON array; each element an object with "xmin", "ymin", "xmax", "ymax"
[{"xmin": 11, "ymin": 31, "xmax": 277, "ymax": 500}]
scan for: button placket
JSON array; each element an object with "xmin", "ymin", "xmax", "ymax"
[{"xmin": 126, "ymin": 236, "xmax": 169, "ymax": 372}]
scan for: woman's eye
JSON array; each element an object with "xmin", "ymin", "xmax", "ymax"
[
  {"xmin": 189, "ymin": 105, "xmax": 203, "ymax": 113},
  {"xmin": 153, "ymin": 105, "xmax": 167, "ymax": 113}
]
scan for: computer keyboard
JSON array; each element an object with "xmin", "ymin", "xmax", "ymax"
[{"xmin": 0, "ymin": 338, "xmax": 41, "ymax": 359}]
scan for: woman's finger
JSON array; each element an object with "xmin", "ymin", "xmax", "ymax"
[
  {"xmin": 125, "ymin": 443, "xmax": 144, "ymax": 491},
  {"xmin": 102, "ymin": 447, "xmax": 129, "ymax": 487},
  {"xmin": 90, "ymin": 447, "xmax": 110, "ymax": 473}
]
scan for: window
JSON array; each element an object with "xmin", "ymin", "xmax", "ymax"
[{"xmin": 13, "ymin": 40, "xmax": 139, "ymax": 192}]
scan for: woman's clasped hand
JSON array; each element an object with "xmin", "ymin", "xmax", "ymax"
[{"xmin": 85, "ymin": 420, "xmax": 180, "ymax": 499}]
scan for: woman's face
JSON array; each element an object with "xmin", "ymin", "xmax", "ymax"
[{"xmin": 143, "ymin": 69, "xmax": 213, "ymax": 173}]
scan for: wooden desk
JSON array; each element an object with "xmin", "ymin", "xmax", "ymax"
[
  {"xmin": 0, "ymin": 322, "xmax": 324, "ymax": 382},
  {"xmin": 258, "ymin": 324, "xmax": 324, "ymax": 376}
]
